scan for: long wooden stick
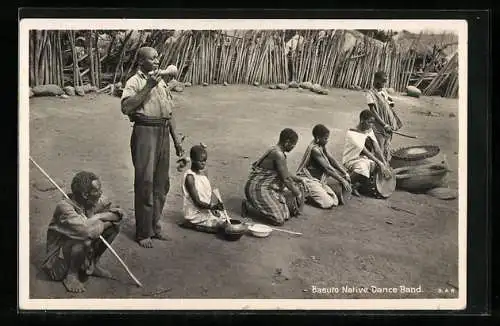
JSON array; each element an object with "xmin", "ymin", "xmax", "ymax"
[
  {"xmin": 68, "ymin": 31, "xmax": 78, "ymax": 87},
  {"xmin": 112, "ymin": 30, "xmax": 133, "ymax": 87},
  {"xmin": 57, "ymin": 31, "xmax": 64, "ymax": 87},
  {"xmin": 94, "ymin": 31, "xmax": 101, "ymax": 88},
  {"xmin": 245, "ymin": 221, "xmax": 303, "ymax": 236},
  {"xmin": 212, "ymin": 188, "xmax": 231, "ymax": 223},
  {"xmin": 124, "ymin": 30, "xmax": 146, "ymax": 82},
  {"xmin": 393, "ymin": 131, "xmax": 418, "ymax": 139},
  {"xmin": 90, "ymin": 31, "xmax": 97, "ymax": 86},
  {"xmin": 268, "ymin": 227, "xmax": 303, "ymax": 236},
  {"xmin": 29, "ymin": 156, "xmax": 143, "ymax": 288}
]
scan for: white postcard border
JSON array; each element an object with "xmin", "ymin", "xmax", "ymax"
[{"xmin": 19, "ymin": 18, "xmax": 468, "ymax": 311}]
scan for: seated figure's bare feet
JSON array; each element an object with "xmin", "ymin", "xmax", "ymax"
[
  {"xmin": 152, "ymin": 232, "xmax": 171, "ymax": 241},
  {"xmin": 337, "ymin": 191, "xmax": 345, "ymax": 205},
  {"xmin": 92, "ymin": 264, "xmax": 112, "ymax": 279},
  {"xmin": 241, "ymin": 199, "xmax": 248, "ymax": 218},
  {"xmin": 138, "ymin": 238, "xmax": 153, "ymax": 248},
  {"xmin": 352, "ymin": 188, "xmax": 361, "ymax": 197},
  {"xmin": 63, "ymin": 273, "xmax": 86, "ymax": 293}
]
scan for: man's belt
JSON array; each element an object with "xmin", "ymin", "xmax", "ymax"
[{"xmin": 131, "ymin": 114, "xmax": 171, "ymax": 127}]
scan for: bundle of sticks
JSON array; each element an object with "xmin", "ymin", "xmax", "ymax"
[{"xmin": 422, "ymin": 52, "xmax": 458, "ymax": 97}]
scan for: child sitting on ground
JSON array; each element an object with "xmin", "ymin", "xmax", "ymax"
[{"xmin": 180, "ymin": 144, "xmax": 226, "ymax": 233}]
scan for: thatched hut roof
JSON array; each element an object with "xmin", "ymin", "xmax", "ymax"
[
  {"xmin": 283, "ymin": 29, "xmax": 383, "ymax": 54},
  {"xmin": 343, "ymin": 30, "xmax": 385, "ymax": 50},
  {"xmin": 392, "ymin": 30, "xmax": 458, "ymax": 59}
]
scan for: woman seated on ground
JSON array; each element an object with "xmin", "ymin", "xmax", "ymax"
[
  {"xmin": 296, "ymin": 124, "xmax": 352, "ymax": 209},
  {"xmin": 342, "ymin": 109, "xmax": 391, "ymax": 196},
  {"xmin": 242, "ymin": 128, "xmax": 306, "ymax": 226},
  {"xmin": 180, "ymin": 144, "xmax": 226, "ymax": 233}
]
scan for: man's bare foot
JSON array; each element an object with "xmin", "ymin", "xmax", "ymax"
[
  {"xmin": 152, "ymin": 232, "xmax": 171, "ymax": 241},
  {"xmin": 138, "ymin": 238, "xmax": 153, "ymax": 248},
  {"xmin": 92, "ymin": 264, "xmax": 112, "ymax": 279},
  {"xmin": 63, "ymin": 273, "xmax": 86, "ymax": 293}
]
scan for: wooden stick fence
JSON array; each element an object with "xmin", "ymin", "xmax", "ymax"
[
  {"xmin": 29, "ymin": 30, "xmax": 65, "ymax": 87},
  {"xmin": 423, "ymin": 52, "xmax": 458, "ymax": 97},
  {"xmin": 29, "ymin": 29, "xmax": 458, "ymax": 98}
]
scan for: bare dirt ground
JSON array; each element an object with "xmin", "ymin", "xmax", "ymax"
[{"xmin": 28, "ymin": 85, "xmax": 459, "ymax": 299}]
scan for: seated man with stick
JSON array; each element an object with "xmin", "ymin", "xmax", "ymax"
[
  {"xmin": 242, "ymin": 128, "xmax": 307, "ymax": 226},
  {"xmin": 296, "ymin": 124, "xmax": 352, "ymax": 208},
  {"xmin": 41, "ymin": 171, "xmax": 126, "ymax": 293},
  {"xmin": 342, "ymin": 110, "xmax": 391, "ymax": 196},
  {"xmin": 180, "ymin": 144, "xmax": 227, "ymax": 233}
]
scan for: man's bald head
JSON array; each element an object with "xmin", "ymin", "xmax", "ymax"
[
  {"xmin": 137, "ymin": 47, "xmax": 159, "ymax": 72},
  {"xmin": 138, "ymin": 47, "xmax": 157, "ymax": 61}
]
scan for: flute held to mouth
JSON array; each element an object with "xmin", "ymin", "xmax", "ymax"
[{"xmin": 148, "ymin": 65, "xmax": 178, "ymax": 78}]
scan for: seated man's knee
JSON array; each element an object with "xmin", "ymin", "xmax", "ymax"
[{"xmin": 67, "ymin": 240, "xmax": 91, "ymax": 256}]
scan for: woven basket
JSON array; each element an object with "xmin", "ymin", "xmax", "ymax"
[
  {"xmin": 390, "ymin": 145, "xmax": 442, "ymax": 169},
  {"xmin": 395, "ymin": 164, "xmax": 449, "ymax": 193}
]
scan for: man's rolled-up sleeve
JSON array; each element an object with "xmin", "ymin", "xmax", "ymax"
[
  {"xmin": 121, "ymin": 76, "xmax": 140, "ymax": 103},
  {"xmin": 54, "ymin": 202, "xmax": 105, "ymax": 240}
]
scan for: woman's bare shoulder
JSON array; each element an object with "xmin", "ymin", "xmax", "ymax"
[{"xmin": 267, "ymin": 147, "xmax": 285, "ymax": 160}]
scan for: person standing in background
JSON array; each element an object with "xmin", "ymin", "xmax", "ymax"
[{"xmin": 365, "ymin": 71, "xmax": 403, "ymax": 161}]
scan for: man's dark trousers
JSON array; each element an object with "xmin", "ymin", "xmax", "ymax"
[{"xmin": 130, "ymin": 123, "xmax": 170, "ymax": 241}]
